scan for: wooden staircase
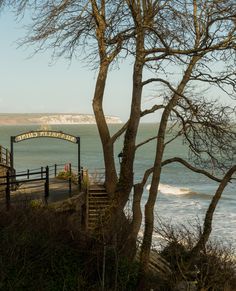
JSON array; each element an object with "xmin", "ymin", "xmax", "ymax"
[{"xmin": 87, "ymin": 184, "xmax": 110, "ymax": 231}]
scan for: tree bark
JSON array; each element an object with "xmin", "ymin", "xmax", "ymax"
[
  {"xmin": 91, "ymin": 1, "xmax": 118, "ymax": 194},
  {"xmin": 92, "ymin": 61, "xmax": 118, "ymax": 194},
  {"xmin": 118, "ymin": 28, "xmax": 145, "ymax": 209},
  {"xmin": 190, "ymin": 165, "xmax": 236, "ymax": 258},
  {"xmin": 139, "ymin": 55, "xmax": 201, "ymax": 276},
  {"xmin": 121, "ymin": 183, "xmax": 143, "ymax": 260}
]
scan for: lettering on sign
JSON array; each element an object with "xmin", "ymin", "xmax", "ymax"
[{"xmin": 14, "ymin": 131, "xmax": 78, "ymax": 144}]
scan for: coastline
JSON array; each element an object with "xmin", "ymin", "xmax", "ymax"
[{"xmin": 0, "ymin": 113, "xmax": 122, "ymax": 125}]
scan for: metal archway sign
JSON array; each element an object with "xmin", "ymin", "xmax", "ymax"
[
  {"xmin": 10, "ymin": 130, "xmax": 81, "ymax": 187},
  {"xmin": 13, "ymin": 130, "xmax": 78, "ymax": 144}
]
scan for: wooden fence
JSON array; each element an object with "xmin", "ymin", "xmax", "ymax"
[
  {"xmin": 0, "ymin": 145, "xmax": 11, "ymax": 167},
  {"xmin": 0, "ymin": 163, "xmax": 83, "ymax": 210}
]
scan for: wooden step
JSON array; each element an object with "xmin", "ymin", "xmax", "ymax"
[
  {"xmin": 89, "ymin": 201, "xmax": 108, "ymax": 205},
  {"xmin": 89, "ymin": 197, "xmax": 109, "ymax": 202},
  {"xmin": 89, "ymin": 206, "xmax": 108, "ymax": 211},
  {"xmin": 89, "ymin": 204, "xmax": 109, "ymax": 211},
  {"xmin": 89, "ymin": 201, "xmax": 108, "ymax": 204},
  {"xmin": 88, "ymin": 209, "xmax": 106, "ymax": 213},
  {"xmin": 89, "ymin": 189, "xmax": 107, "ymax": 193},
  {"xmin": 87, "ymin": 184, "xmax": 110, "ymax": 230},
  {"xmin": 88, "ymin": 194, "xmax": 108, "ymax": 199},
  {"xmin": 89, "ymin": 188, "xmax": 106, "ymax": 192}
]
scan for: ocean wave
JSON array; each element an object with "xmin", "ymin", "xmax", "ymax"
[{"xmin": 146, "ymin": 183, "xmax": 194, "ymax": 195}]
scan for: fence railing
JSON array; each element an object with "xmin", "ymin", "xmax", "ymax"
[
  {"xmin": 0, "ymin": 163, "xmax": 84, "ymax": 210},
  {"xmin": 0, "ymin": 163, "xmax": 104, "ymax": 210},
  {"xmin": 0, "ymin": 167, "xmax": 49, "ymax": 210},
  {"xmin": 16, "ymin": 163, "xmax": 82, "ymax": 186}
]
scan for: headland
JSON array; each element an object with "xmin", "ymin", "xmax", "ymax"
[{"xmin": 0, "ymin": 113, "xmax": 122, "ymax": 125}]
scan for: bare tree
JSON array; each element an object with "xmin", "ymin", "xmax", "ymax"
[
  {"xmin": 191, "ymin": 165, "xmax": 236, "ymax": 258},
  {"xmin": 2, "ymin": 1, "xmax": 236, "ymax": 287}
]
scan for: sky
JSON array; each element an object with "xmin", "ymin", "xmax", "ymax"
[
  {"xmin": 0, "ymin": 10, "xmax": 136, "ymax": 122},
  {"xmin": 0, "ymin": 9, "xmax": 235, "ymax": 123}
]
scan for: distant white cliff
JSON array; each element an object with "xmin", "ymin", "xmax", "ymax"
[
  {"xmin": 0, "ymin": 114, "xmax": 122, "ymax": 125},
  {"xmin": 37, "ymin": 114, "xmax": 122, "ymax": 124}
]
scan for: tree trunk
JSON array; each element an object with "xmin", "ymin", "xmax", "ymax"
[
  {"xmin": 106, "ymin": 26, "xmax": 146, "ymax": 259},
  {"xmin": 139, "ymin": 56, "xmax": 201, "ymax": 278},
  {"xmin": 190, "ymin": 165, "xmax": 236, "ymax": 258},
  {"xmin": 93, "ymin": 61, "xmax": 118, "ymax": 195},
  {"xmin": 91, "ymin": 1, "xmax": 118, "ymax": 195},
  {"xmin": 118, "ymin": 33, "xmax": 145, "ymax": 208},
  {"xmin": 120, "ymin": 183, "xmax": 143, "ymax": 260}
]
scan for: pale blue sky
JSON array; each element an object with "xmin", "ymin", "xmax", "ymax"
[
  {"xmin": 0, "ymin": 10, "xmax": 235, "ymax": 123},
  {"xmin": 0, "ymin": 11, "xmax": 136, "ymax": 122}
]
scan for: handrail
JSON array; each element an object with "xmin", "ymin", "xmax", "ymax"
[
  {"xmin": 0, "ymin": 169, "xmax": 46, "ymax": 180},
  {"xmin": 0, "ymin": 164, "xmax": 100, "ymax": 212},
  {"xmin": 0, "ymin": 177, "xmax": 47, "ymax": 186},
  {"xmin": 16, "ymin": 163, "xmax": 68, "ymax": 175},
  {"xmin": 0, "ymin": 163, "xmax": 83, "ymax": 191},
  {"xmin": 0, "ymin": 166, "xmax": 49, "ymax": 210}
]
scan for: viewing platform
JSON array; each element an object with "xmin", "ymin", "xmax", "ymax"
[
  {"xmin": 0, "ymin": 128, "xmax": 110, "ymax": 232},
  {"xmin": 0, "ymin": 157, "xmax": 109, "ymax": 232}
]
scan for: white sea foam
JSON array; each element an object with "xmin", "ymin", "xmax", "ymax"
[{"xmin": 146, "ymin": 183, "xmax": 193, "ymax": 195}]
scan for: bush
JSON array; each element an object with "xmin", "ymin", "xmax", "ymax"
[
  {"xmin": 0, "ymin": 207, "xmax": 139, "ymax": 291},
  {"xmin": 154, "ymin": 220, "xmax": 236, "ymax": 291},
  {"xmin": 0, "ymin": 207, "xmax": 83, "ymax": 291},
  {"xmin": 57, "ymin": 170, "xmax": 78, "ymax": 184}
]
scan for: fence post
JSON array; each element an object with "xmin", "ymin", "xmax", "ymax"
[
  {"xmin": 81, "ymin": 166, "xmax": 84, "ymax": 183},
  {"xmin": 44, "ymin": 166, "xmax": 49, "ymax": 204},
  {"xmin": 69, "ymin": 163, "xmax": 72, "ymax": 175},
  {"xmin": 41, "ymin": 167, "xmax": 43, "ymax": 178},
  {"xmin": 10, "ymin": 168, "xmax": 16, "ymax": 191},
  {"xmin": 27, "ymin": 169, "xmax": 30, "ymax": 179},
  {"xmin": 54, "ymin": 164, "xmax": 57, "ymax": 177},
  {"xmin": 6, "ymin": 149, "xmax": 10, "ymax": 166},
  {"xmin": 0, "ymin": 146, "xmax": 2, "ymax": 164},
  {"xmin": 6, "ymin": 170, "xmax": 10, "ymax": 210},
  {"xmin": 69, "ymin": 177, "xmax": 72, "ymax": 197},
  {"xmin": 78, "ymin": 168, "xmax": 81, "ymax": 192},
  {"xmin": 85, "ymin": 169, "xmax": 89, "ymax": 231}
]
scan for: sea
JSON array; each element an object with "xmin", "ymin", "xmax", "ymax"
[{"xmin": 0, "ymin": 124, "xmax": 235, "ymax": 249}]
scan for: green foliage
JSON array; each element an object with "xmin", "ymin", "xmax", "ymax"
[
  {"xmin": 29, "ymin": 199, "xmax": 44, "ymax": 208},
  {"xmin": 81, "ymin": 172, "xmax": 89, "ymax": 192},
  {"xmin": 57, "ymin": 170, "xmax": 78, "ymax": 184}
]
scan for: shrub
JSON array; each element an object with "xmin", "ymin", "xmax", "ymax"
[
  {"xmin": 57, "ymin": 170, "xmax": 78, "ymax": 184},
  {"xmin": 0, "ymin": 207, "xmax": 140, "ymax": 291},
  {"xmin": 0, "ymin": 207, "xmax": 83, "ymax": 291},
  {"xmin": 154, "ymin": 219, "xmax": 236, "ymax": 291}
]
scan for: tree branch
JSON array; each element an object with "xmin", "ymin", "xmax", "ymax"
[
  {"xmin": 162, "ymin": 157, "xmax": 222, "ymax": 182},
  {"xmin": 141, "ymin": 78, "xmax": 186, "ymax": 99},
  {"xmin": 111, "ymin": 121, "xmax": 129, "ymax": 144},
  {"xmin": 140, "ymin": 104, "xmax": 165, "ymax": 117},
  {"xmin": 191, "ymin": 165, "xmax": 236, "ymax": 258},
  {"xmin": 164, "ymin": 128, "xmax": 186, "ymax": 147},
  {"xmin": 135, "ymin": 136, "xmax": 158, "ymax": 150}
]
